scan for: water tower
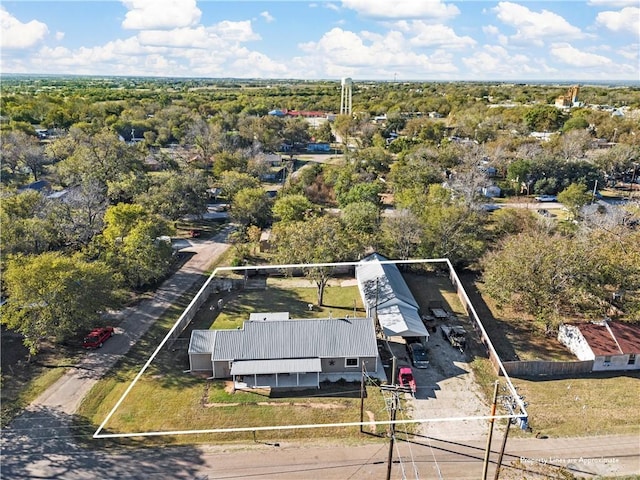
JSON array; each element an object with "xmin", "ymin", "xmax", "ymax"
[{"xmin": 340, "ymin": 77, "xmax": 352, "ymax": 115}]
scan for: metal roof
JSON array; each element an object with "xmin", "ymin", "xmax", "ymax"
[
  {"xmin": 377, "ymin": 304, "xmax": 428, "ymax": 338},
  {"xmin": 188, "ymin": 330, "xmax": 218, "ymax": 354},
  {"xmin": 248, "ymin": 312, "xmax": 290, "ymax": 321},
  {"xmin": 230, "ymin": 358, "xmax": 322, "ymax": 375},
  {"xmin": 355, "ymin": 253, "xmax": 428, "ymax": 338},
  {"xmin": 356, "ymin": 253, "xmax": 419, "ymax": 310},
  {"xmin": 192, "ymin": 317, "xmax": 377, "ymax": 361}
]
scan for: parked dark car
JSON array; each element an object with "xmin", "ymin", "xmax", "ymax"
[
  {"xmin": 82, "ymin": 326, "xmax": 114, "ymax": 349},
  {"xmin": 406, "ymin": 341, "xmax": 429, "ymax": 368}
]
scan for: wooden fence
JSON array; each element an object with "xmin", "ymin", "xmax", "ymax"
[{"xmin": 501, "ymin": 360, "xmax": 594, "ymax": 378}]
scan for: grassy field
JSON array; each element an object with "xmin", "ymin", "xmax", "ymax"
[
  {"xmin": 78, "ymin": 280, "xmax": 389, "ymax": 444},
  {"xmin": 78, "ymin": 269, "xmax": 640, "ymax": 443},
  {"xmin": 212, "ymin": 280, "xmax": 364, "ymax": 329}
]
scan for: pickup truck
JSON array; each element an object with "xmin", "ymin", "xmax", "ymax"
[{"xmin": 441, "ymin": 325, "xmax": 467, "ymax": 352}]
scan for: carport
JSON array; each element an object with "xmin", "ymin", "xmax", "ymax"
[{"xmin": 231, "ymin": 358, "xmax": 322, "ymax": 389}]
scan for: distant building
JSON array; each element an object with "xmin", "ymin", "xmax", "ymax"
[{"xmin": 555, "ymin": 85, "xmax": 581, "ymax": 109}]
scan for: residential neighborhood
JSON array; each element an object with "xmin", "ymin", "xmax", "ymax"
[{"xmin": 2, "ymin": 74, "xmax": 639, "ymax": 479}]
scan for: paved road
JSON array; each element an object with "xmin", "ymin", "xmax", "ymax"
[
  {"xmin": 1, "ymin": 227, "xmax": 233, "ymax": 479},
  {"xmin": 2, "ymin": 223, "xmax": 639, "ymax": 479}
]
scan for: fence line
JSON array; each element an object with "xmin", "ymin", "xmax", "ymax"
[{"xmin": 501, "ymin": 360, "xmax": 594, "ymax": 377}]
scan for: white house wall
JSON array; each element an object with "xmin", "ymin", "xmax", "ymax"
[
  {"xmin": 558, "ymin": 324, "xmax": 594, "ymax": 361},
  {"xmin": 190, "ymin": 353, "xmax": 213, "ymax": 372}
]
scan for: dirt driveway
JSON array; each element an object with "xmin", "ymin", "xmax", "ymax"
[{"xmin": 384, "ymin": 318, "xmax": 491, "ymax": 442}]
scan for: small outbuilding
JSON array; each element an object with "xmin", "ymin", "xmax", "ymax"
[
  {"xmin": 355, "ymin": 253, "xmax": 429, "ymax": 342},
  {"xmin": 558, "ymin": 320, "xmax": 640, "ymax": 371}
]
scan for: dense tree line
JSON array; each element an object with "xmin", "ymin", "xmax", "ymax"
[{"xmin": 1, "ymin": 77, "xmax": 639, "ymax": 353}]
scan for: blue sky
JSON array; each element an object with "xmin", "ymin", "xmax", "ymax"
[{"xmin": 1, "ymin": 1, "xmax": 638, "ymax": 81}]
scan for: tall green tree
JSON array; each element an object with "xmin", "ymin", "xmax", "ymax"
[
  {"xmin": 272, "ymin": 216, "xmax": 358, "ymax": 305},
  {"xmin": 2, "ymin": 252, "xmax": 118, "ymax": 355},
  {"xmin": 230, "ymin": 187, "xmax": 272, "ymax": 228}
]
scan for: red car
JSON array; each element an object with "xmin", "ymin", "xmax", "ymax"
[
  {"xmin": 82, "ymin": 326, "xmax": 114, "ymax": 349},
  {"xmin": 398, "ymin": 366, "xmax": 417, "ymax": 394}
]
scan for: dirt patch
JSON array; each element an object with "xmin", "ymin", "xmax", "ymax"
[{"xmin": 366, "ymin": 410, "xmax": 377, "ymax": 433}]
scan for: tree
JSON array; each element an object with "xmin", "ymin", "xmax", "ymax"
[
  {"xmin": 341, "ymin": 201, "xmax": 380, "ymax": 235},
  {"xmin": 417, "ymin": 185, "xmax": 487, "ymax": 267},
  {"xmin": 136, "ymin": 170, "xmax": 208, "ymax": 221},
  {"xmin": 557, "ymin": 183, "xmax": 592, "ymax": 219},
  {"xmin": 481, "ymin": 233, "xmax": 589, "ymax": 331},
  {"xmin": 272, "ymin": 194, "xmax": 314, "ymax": 223},
  {"xmin": 0, "ymin": 130, "xmax": 47, "ymax": 182},
  {"xmin": 380, "ymin": 209, "xmax": 422, "ymax": 260},
  {"xmin": 99, "ymin": 203, "xmax": 174, "ymax": 288},
  {"xmin": 272, "ymin": 216, "xmax": 358, "ymax": 305},
  {"xmin": 230, "ymin": 187, "xmax": 272, "ymax": 228},
  {"xmin": 0, "ymin": 190, "xmax": 61, "ymax": 257},
  {"xmin": 218, "ymin": 171, "xmax": 260, "ymax": 200},
  {"xmin": 2, "ymin": 252, "xmax": 118, "ymax": 355}
]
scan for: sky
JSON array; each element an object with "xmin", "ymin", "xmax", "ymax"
[{"xmin": 1, "ymin": 0, "xmax": 639, "ymax": 82}]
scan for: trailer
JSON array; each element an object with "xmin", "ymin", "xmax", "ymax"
[{"xmin": 441, "ymin": 325, "xmax": 467, "ymax": 352}]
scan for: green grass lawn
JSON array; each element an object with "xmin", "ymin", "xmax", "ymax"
[
  {"xmin": 78, "ymin": 279, "xmax": 386, "ymax": 444},
  {"xmin": 213, "ymin": 281, "xmax": 364, "ymax": 330}
]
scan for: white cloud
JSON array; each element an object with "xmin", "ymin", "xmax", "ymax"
[
  {"xmin": 297, "ymin": 27, "xmax": 458, "ymax": 78},
  {"xmin": 493, "ymin": 2, "xmax": 583, "ymax": 46},
  {"xmin": 55, "ymin": 31, "xmax": 64, "ymax": 41},
  {"xmin": 231, "ymin": 51, "xmax": 288, "ymax": 77},
  {"xmin": 483, "ymin": 25, "xmax": 499, "ymax": 36},
  {"xmin": 462, "ymin": 44, "xmax": 533, "ymax": 78},
  {"xmin": 618, "ymin": 43, "xmax": 640, "ymax": 60},
  {"xmin": 404, "ymin": 21, "xmax": 476, "ymax": 49},
  {"xmin": 210, "ymin": 20, "xmax": 260, "ymax": 42},
  {"xmin": 550, "ymin": 42, "xmax": 613, "ymax": 67},
  {"xmin": 260, "ymin": 11, "xmax": 275, "ymax": 23},
  {"xmin": 596, "ymin": 7, "xmax": 640, "ymax": 34},
  {"xmin": 121, "ymin": 0, "xmax": 201, "ymax": 30},
  {"xmin": 0, "ymin": 7, "xmax": 48, "ymax": 49},
  {"xmin": 588, "ymin": 0, "xmax": 638, "ymax": 7},
  {"xmin": 341, "ymin": 0, "xmax": 459, "ymax": 21}
]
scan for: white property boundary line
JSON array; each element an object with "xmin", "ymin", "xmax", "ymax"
[{"xmin": 93, "ymin": 258, "xmax": 528, "ymax": 439}]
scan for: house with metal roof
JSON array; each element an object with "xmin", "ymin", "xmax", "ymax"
[
  {"xmin": 558, "ymin": 320, "xmax": 640, "ymax": 371},
  {"xmin": 355, "ymin": 253, "xmax": 429, "ymax": 341},
  {"xmin": 188, "ymin": 315, "xmax": 384, "ymax": 389}
]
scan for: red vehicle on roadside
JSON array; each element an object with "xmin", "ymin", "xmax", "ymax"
[
  {"xmin": 82, "ymin": 326, "xmax": 114, "ymax": 349},
  {"xmin": 398, "ymin": 366, "xmax": 417, "ymax": 394}
]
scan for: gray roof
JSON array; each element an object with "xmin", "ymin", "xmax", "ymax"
[
  {"xmin": 356, "ymin": 253, "xmax": 419, "ymax": 310},
  {"xmin": 248, "ymin": 312, "xmax": 290, "ymax": 321},
  {"xmin": 356, "ymin": 253, "xmax": 428, "ymax": 337},
  {"xmin": 231, "ymin": 358, "xmax": 322, "ymax": 375},
  {"xmin": 188, "ymin": 330, "xmax": 218, "ymax": 354},
  {"xmin": 378, "ymin": 304, "xmax": 428, "ymax": 338},
  {"xmin": 191, "ymin": 317, "xmax": 377, "ymax": 361}
]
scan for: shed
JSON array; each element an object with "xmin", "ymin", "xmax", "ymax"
[{"xmin": 356, "ymin": 253, "xmax": 428, "ymax": 340}]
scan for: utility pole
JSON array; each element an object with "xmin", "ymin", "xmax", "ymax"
[
  {"xmin": 482, "ymin": 381, "xmax": 500, "ymax": 480},
  {"xmin": 360, "ymin": 363, "xmax": 365, "ymax": 433},
  {"xmin": 379, "ymin": 384, "xmax": 412, "ymax": 480},
  {"xmin": 386, "ymin": 390, "xmax": 398, "ymax": 480},
  {"xmin": 494, "ymin": 418, "xmax": 512, "ymax": 480}
]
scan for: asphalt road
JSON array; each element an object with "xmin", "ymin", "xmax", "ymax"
[{"xmin": 2, "ymin": 223, "xmax": 639, "ymax": 479}]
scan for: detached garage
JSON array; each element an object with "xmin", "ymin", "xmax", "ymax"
[{"xmin": 356, "ymin": 253, "xmax": 429, "ymax": 341}]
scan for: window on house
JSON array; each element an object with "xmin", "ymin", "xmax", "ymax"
[
  {"xmin": 628, "ymin": 354, "xmax": 636, "ymax": 365},
  {"xmin": 603, "ymin": 356, "xmax": 612, "ymax": 364},
  {"xmin": 345, "ymin": 358, "xmax": 359, "ymax": 367}
]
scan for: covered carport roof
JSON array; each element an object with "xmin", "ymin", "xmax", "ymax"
[
  {"xmin": 230, "ymin": 358, "xmax": 322, "ymax": 376},
  {"xmin": 377, "ymin": 304, "xmax": 428, "ymax": 338}
]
